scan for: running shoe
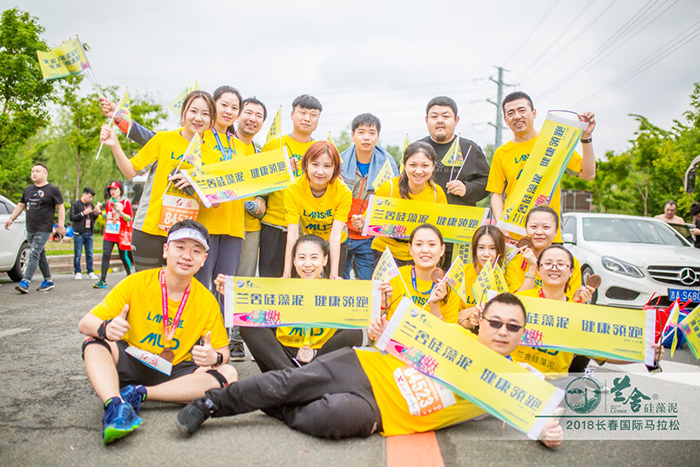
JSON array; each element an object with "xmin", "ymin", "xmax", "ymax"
[
  {"xmin": 93, "ymin": 280, "xmax": 107, "ymax": 289},
  {"xmin": 37, "ymin": 280, "xmax": 54, "ymax": 291},
  {"xmin": 15, "ymin": 280, "xmax": 29, "ymax": 294},
  {"xmin": 120, "ymin": 385, "xmax": 147, "ymax": 415},
  {"xmin": 176, "ymin": 398, "xmax": 214, "ymax": 436},
  {"xmin": 102, "ymin": 401, "xmax": 142, "ymax": 444}
]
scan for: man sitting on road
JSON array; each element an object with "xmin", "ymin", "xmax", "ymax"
[
  {"xmin": 176, "ymin": 293, "xmax": 563, "ymax": 448},
  {"xmin": 78, "ymin": 220, "xmax": 237, "ymax": 444}
]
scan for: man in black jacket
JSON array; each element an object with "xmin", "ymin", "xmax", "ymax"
[{"xmin": 69, "ymin": 187, "xmax": 100, "ymax": 281}]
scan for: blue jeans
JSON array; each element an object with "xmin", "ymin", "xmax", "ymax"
[
  {"xmin": 73, "ymin": 231, "xmax": 94, "ymax": 274},
  {"xmin": 343, "ymin": 238, "xmax": 375, "ymax": 280},
  {"xmin": 24, "ymin": 231, "xmax": 51, "ymax": 282}
]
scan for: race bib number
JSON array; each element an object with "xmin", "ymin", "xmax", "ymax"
[
  {"xmin": 105, "ymin": 218, "xmax": 119, "ymax": 235},
  {"xmin": 394, "ymin": 365, "xmax": 456, "ymax": 416},
  {"xmin": 124, "ymin": 346, "xmax": 173, "ymax": 375},
  {"xmin": 159, "ymin": 194, "xmax": 199, "ymax": 231}
]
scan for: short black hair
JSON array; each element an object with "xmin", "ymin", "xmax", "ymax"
[
  {"xmin": 502, "ymin": 91, "xmax": 534, "ymax": 113},
  {"xmin": 32, "ymin": 162, "xmax": 48, "ymax": 171},
  {"xmin": 690, "ymin": 203, "xmax": 700, "ymax": 217},
  {"xmin": 242, "ymin": 97, "xmax": 268, "ymax": 121},
  {"xmin": 525, "ymin": 204, "xmax": 560, "ymax": 231},
  {"xmin": 426, "ymin": 96, "xmax": 458, "ymax": 117},
  {"xmin": 351, "ymin": 113, "xmax": 381, "ymax": 133},
  {"xmin": 168, "ymin": 219, "xmax": 210, "ymax": 244},
  {"xmin": 483, "ymin": 292, "xmax": 527, "ymax": 324},
  {"xmin": 82, "ymin": 187, "xmax": 95, "ymax": 196},
  {"xmin": 292, "ymin": 94, "xmax": 322, "ymax": 112},
  {"xmin": 104, "ymin": 180, "xmax": 124, "ymax": 200},
  {"xmin": 664, "ymin": 200, "xmax": 678, "ymax": 208}
]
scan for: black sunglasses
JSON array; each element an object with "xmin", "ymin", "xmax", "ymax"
[{"xmin": 484, "ymin": 318, "xmax": 524, "ymax": 333}]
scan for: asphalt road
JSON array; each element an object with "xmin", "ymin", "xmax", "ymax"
[{"xmin": 1, "ymin": 272, "xmax": 699, "ymax": 466}]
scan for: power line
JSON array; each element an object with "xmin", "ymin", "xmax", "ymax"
[
  {"xmin": 517, "ymin": 0, "xmax": 597, "ymax": 79},
  {"xmin": 519, "ymin": 0, "xmax": 619, "ymax": 81},
  {"xmin": 502, "ymin": 0, "xmax": 562, "ymax": 66},
  {"xmin": 570, "ymin": 20, "xmax": 700, "ymax": 107},
  {"xmin": 537, "ymin": 0, "xmax": 679, "ymax": 101}
]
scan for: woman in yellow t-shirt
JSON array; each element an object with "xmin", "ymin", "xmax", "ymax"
[
  {"xmin": 220, "ymin": 235, "xmax": 375, "ymax": 372},
  {"xmin": 100, "ymin": 90, "xmax": 217, "ymax": 272},
  {"xmin": 356, "ymin": 141, "xmax": 447, "ymax": 267},
  {"xmin": 458, "ymin": 225, "xmax": 507, "ymax": 330},
  {"xmin": 512, "ymin": 245, "xmax": 595, "ymax": 379},
  {"xmin": 387, "ymin": 224, "xmax": 461, "ymax": 323},
  {"xmin": 283, "ymin": 142, "xmax": 352, "ymax": 280},
  {"xmin": 505, "ymin": 205, "xmax": 582, "ymax": 299}
]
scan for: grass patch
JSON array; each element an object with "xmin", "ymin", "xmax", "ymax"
[{"xmin": 44, "ymin": 233, "xmax": 105, "ymax": 256}]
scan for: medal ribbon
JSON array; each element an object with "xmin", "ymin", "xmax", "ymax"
[
  {"xmin": 212, "ymin": 129, "xmax": 234, "ymax": 161},
  {"xmin": 160, "ymin": 269, "xmax": 191, "ymax": 348},
  {"xmin": 411, "ymin": 266, "xmax": 435, "ymax": 295},
  {"xmin": 302, "ymin": 327, "xmax": 311, "ymax": 347}
]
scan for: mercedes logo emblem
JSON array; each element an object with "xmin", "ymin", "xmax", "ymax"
[{"xmin": 679, "ymin": 268, "xmax": 697, "ymax": 286}]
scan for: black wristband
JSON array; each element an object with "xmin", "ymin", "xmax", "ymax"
[
  {"xmin": 97, "ymin": 319, "xmax": 112, "ymax": 341},
  {"xmin": 214, "ymin": 352, "xmax": 223, "ymax": 367},
  {"xmin": 580, "ymin": 137, "xmax": 592, "ymax": 144}
]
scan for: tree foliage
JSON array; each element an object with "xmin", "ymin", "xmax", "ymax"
[{"xmin": 561, "ymin": 82, "xmax": 700, "ymax": 219}]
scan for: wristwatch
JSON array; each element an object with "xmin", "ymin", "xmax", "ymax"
[{"xmin": 214, "ymin": 352, "xmax": 223, "ymax": 367}]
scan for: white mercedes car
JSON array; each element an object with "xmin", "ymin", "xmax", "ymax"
[
  {"xmin": 0, "ymin": 194, "xmax": 29, "ymax": 282},
  {"xmin": 562, "ymin": 212, "xmax": 700, "ymax": 308}
]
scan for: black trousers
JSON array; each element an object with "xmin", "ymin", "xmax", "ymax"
[
  {"xmin": 240, "ymin": 326, "xmax": 363, "ymax": 373},
  {"xmin": 100, "ymin": 240, "xmax": 134, "ymax": 281},
  {"xmin": 204, "ymin": 348, "xmax": 381, "ymax": 439},
  {"xmin": 258, "ymin": 224, "xmax": 286, "ymax": 278}
]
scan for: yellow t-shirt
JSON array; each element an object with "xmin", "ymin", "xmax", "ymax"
[
  {"xmin": 196, "ymin": 129, "xmax": 245, "ymax": 238},
  {"xmin": 388, "ymin": 265, "xmax": 460, "ymax": 324},
  {"xmin": 463, "ymin": 263, "xmax": 479, "ymax": 307},
  {"xmin": 355, "ymin": 330, "xmax": 485, "ymax": 437},
  {"xmin": 239, "ymin": 141, "xmax": 262, "ymax": 233},
  {"xmin": 486, "ymin": 137, "xmax": 582, "ymax": 242},
  {"xmin": 275, "ymin": 325, "xmax": 337, "ymax": 349},
  {"xmin": 505, "ymin": 253, "xmax": 582, "ymax": 300},
  {"xmin": 371, "ymin": 177, "xmax": 448, "ymax": 261},
  {"xmin": 512, "ymin": 288, "xmax": 575, "ymax": 379},
  {"xmin": 284, "ymin": 176, "xmax": 352, "ymax": 243},
  {"xmin": 261, "ymin": 135, "xmax": 315, "ymax": 228},
  {"xmin": 129, "ymin": 129, "xmax": 220, "ymax": 237},
  {"xmin": 90, "ymin": 268, "xmax": 228, "ymax": 365}
]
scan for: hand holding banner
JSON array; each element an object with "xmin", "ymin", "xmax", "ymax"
[
  {"xmin": 375, "ymin": 297, "xmax": 564, "ymax": 439},
  {"xmin": 362, "ymin": 195, "xmax": 489, "ymax": 244},
  {"xmin": 225, "ymin": 276, "xmax": 381, "ymax": 329}
]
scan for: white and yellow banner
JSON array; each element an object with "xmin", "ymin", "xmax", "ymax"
[
  {"xmin": 362, "ymin": 195, "xmax": 489, "ymax": 244},
  {"xmin": 183, "ymin": 147, "xmax": 295, "ymax": 208},
  {"xmin": 225, "ymin": 277, "xmax": 381, "ymax": 329},
  {"xmin": 517, "ymin": 295, "xmax": 656, "ymax": 364},
  {"xmin": 376, "ymin": 297, "xmax": 564, "ymax": 439},
  {"xmin": 498, "ymin": 112, "xmax": 587, "ymax": 236},
  {"xmin": 37, "ymin": 37, "xmax": 89, "ymax": 80}
]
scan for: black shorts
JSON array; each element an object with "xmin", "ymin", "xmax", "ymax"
[{"xmin": 114, "ymin": 340, "xmax": 199, "ymax": 387}]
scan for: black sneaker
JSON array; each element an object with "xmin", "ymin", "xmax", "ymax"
[
  {"xmin": 176, "ymin": 398, "xmax": 213, "ymax": 436},
  {"xmin": 229, "ymin": 340, "xmax": 246, "ymax": 362}
]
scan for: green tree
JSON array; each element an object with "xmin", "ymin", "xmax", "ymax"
[{"xmin": 0, "ymin": 8, "xmax": 63, "ymax": 198}]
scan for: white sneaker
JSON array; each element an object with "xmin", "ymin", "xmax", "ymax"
[
  {"xmin": 88, "ymin": 272, "xmax": 99, "ymax": 280},
  {"xmin": 75, "ymin": 273, "xmax": 82, "ymax": 280}
]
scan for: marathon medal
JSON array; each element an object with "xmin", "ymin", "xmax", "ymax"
[
  {"xmin": 297, "ymin": 327, "xmax": 314, "ymax": 363},
  {"xmin": 159, "ymin": 269, "xmax": 191, "ymax": 364}
]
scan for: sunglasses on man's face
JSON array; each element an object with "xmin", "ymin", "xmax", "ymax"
[{"xmin": 483, "ymin": 318, "xmax": 524, "ymax": 333}]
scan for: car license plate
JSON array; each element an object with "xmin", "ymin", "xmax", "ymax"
[{"xmin": 668, "ymin": 288, "xmax": 700, "ymax": 302}]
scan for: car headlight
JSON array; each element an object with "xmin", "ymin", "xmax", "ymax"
[{"xmin": 601, "ymin": 256, "xmax": 644, "ymax": 278}]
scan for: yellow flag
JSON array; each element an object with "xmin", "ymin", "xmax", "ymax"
[
  {"xmin": 662, "ymin": 300, "xmax": 681, "ymax": 358},
  {"xmin": 679, "ymin": 304, "xmax": 700, "ymax": 359},
  {"xmin": 444, "ymin": 258, "xmax": 467, "ymax": 303},
  {"xmin": 492, "ymin": 263, "xmax": 508, "ymax": 293},
  {"xmin": 266, "ymin": 105, "xmax": 282, "ymax": 143},
  {"xmin": 169, "ymin": 86, "xmax": 190, "ymax": 116},
  {"xmin": 441, "ymin": 135, "xmax": 463, "ymax": 166},
  {"xmin": 36, "ymin": 37, "xmax": 90, "ymax": 80},
  {"xmin": 373, "ymin": 246, "xmax": 410, "ymax": 301},
  {"xmin": 182, "ymin": 133, "xmax": 203, "ymax": 173},
  {"xmin": 472, "ymin": 260, "xmax": 497, "ymax": 305},
  {"xmin": 372, "ymin": 159, "xmax": 394, "ymax": 190},
  {"xmin": 399, "ymin": 133, "xmax": 410, "ymax": 172},
  {"xmin": 192, "ymin": 78, "xmax": 199, "ymax": 91},
  {"xmin": 327, "ymin": 131, "xmax": 336, "ymax": 148},
  {"xmin": 114, "ymin": 89, "xmax": 133, "ymax": 137}
]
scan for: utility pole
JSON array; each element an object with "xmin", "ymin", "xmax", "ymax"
[{"xmin": 487, "ymin": 66, "xmax": 514, "ymax": 149}]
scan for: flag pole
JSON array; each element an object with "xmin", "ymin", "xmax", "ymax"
[
  {"xmin": 162, "ymin": 134, "xmax": 198, "ymax": 198},
  {"xmin": 95, "ymin": 89, "xmax": 127, "ymax": 160},
  {"xmin": 450, "ymin": 145, "xmax": 473, "ymax": 182}
]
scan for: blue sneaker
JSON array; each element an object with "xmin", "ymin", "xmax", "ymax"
[
  {"xmin": 120, "ymin": 385, "xmax": 147, "ymax": 414},
  {"xmin": 15, "ymin": 280, "xmax": 29, "ymax": 294},
  {"xmin": 102, "ymin": 401, "xmax": 142, "ymax": 444},
  {"xmin": 37, "ymin": 280, "xmax": 55, "ymax": 292}
]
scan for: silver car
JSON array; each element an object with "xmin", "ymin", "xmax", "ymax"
[
  {"xmin": 0, "ymin": 194, "xmax": 28, "ymax": 281},
  {"xmin": 562, "ymin": 212, "xmax": 700, "ymax": 308}
]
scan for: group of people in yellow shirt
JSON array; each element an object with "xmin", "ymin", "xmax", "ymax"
[{"xmin": 86, "ymin": 87, "xmax": 636, "ymax": 447}]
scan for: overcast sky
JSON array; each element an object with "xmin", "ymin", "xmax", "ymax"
[{"xmin": 6, "ymin": 0, "xmax": 700, "ymax": 156}]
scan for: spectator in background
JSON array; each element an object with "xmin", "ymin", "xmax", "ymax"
[
  {"xmin": 69, "ymin": 187, "xmax": 100, "ymax": 281},
  {"xmin": 690, "ymin": 203, "xmax": 700, "ymax": 248},
  {"xmin": 655, "ymin": 200, "xmax": 685, "ymax": 225},
  {"xmin": 94, "ymin": 181, "xmax": 134, "ymax": 289}
]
